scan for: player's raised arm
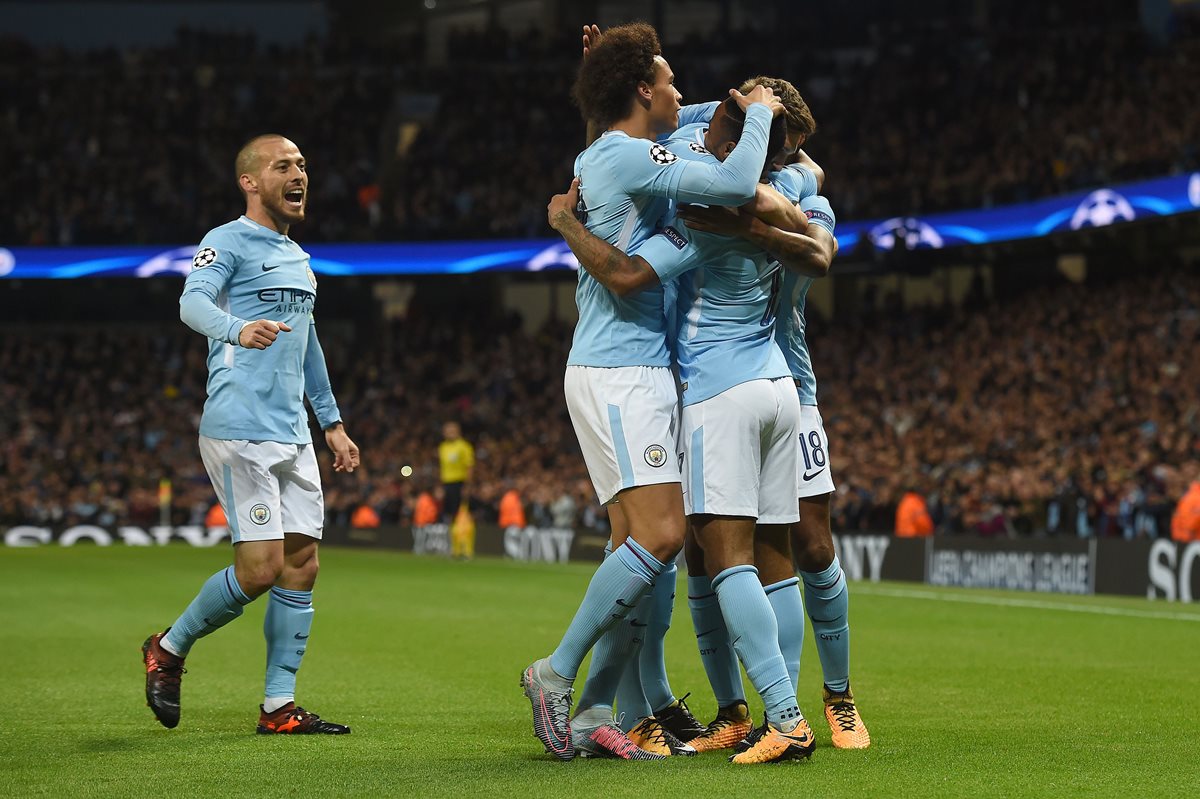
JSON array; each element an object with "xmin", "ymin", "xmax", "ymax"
[{"xmin": 622, "ymin": 88, "xmax": 782, "ymax": 206}]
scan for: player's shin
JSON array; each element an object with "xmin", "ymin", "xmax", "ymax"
[
  {"xmin": 800, "ymin": 556, "xmax": 849, "ymax": 692},
  {"xmin": 162, "ymin": 566, "xmax": 252, "ymax": 656},
  {"xmin": 639, "ymin": 561, "xmax": 677, "ymax": 712},
  {"xmin": 687, "ymin": 574, "xmax": 744, "ymax": 706},
  {"xmin": 548, "ymin": 536, "xmax": 665, "ymax": 681},
  {"xmin": 764, "ymin": 577, "xmax": 804, "ymax": 695},
  {"xmin": 712, "ymin": 565, "xmax": 801, "ymax": 729},
  {"xmin": 263, "ymin": 587, "xmax": 314, "ymax": 711}
]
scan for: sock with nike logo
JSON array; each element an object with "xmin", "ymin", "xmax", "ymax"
[
  {"xmin": 549, "ymin": 536, "xmax": 665, "ymax": 681},
  {"xmin": 264, "ymin": 587, "xmax": 314, "ymax": 709},
  {"xmin": 162, "ymin": 566, "xmax": 252, "ymax": 657},
  {"xmin": 638, "ymin": 561, "xmax": 678, "ymax": 713},
  {"xmin": 712, "ymin": 565, "xmax": 801, "ymax": 728},
  {"xmin": 801, "ymin": 556, "xmax": 850, "ymax": 693},
  {"xmin": 764, "ymin": 576, "xmax": 805, "ymax": 694},
  {"xmin": 687, "ymin": 574, "xmax": 744, "ymax": 707},
  {"xmin": 579, "ymin": 587, "xmax": 652, "ymax": 719}
]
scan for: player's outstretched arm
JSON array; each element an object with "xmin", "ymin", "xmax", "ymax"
[
  {"xmin": 547, "ymin": 179, "xmax": 658, "ymax": 297},
  {"xmin": 303, "ymin": 325, "xmax": 359, "ymax": 473}
]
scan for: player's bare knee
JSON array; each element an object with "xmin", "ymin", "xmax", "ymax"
[{"xmin": 795, "ymin": 537, "xmax": 835, "ymax": 573}]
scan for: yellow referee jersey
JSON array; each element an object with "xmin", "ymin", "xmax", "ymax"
[{"xmin": 438, "ymin": 439, "xmax": 474, "ymax": 484}]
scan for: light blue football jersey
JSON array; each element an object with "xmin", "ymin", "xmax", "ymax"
[
  {"xmin": 632, "ymin": 128, "xmax": 800, "ymax": 406},
  {"xmin": 567, "ymin": 103, "xmax": 774, "ymax": 368},
  {"xmin": 773, "ymin": 194, "xmax": 836, "ymax": 406},
  {"xmin": 179, "ymin": 215, "xmax": 340, "ymax": 443}
]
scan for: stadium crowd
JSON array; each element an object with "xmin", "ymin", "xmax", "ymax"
[
  {"xmin": 3, "ymin": 270, "xmax": 1197, "ymax": 539},
  {"xmin": 2, "ymin": 9, "xmax": 1198, "ymax": 245}
]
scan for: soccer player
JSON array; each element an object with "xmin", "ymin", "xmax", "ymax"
[
  {"xmin": 522, "ymin": 22, "xmax": 784, "ymax": 761},
  {"xmin": 679, "ymin": 104, "xmax": 870, "ymax": 750},
  {"xmin": 604, "ymin": 74, "xmax": 828, "ymax": 750},
  {"xmin": 142, "ymin": 134, "xmax": 359, "ymax": 735},
  {"xmin": 549, "ymin": 98, "xmax": 821, "ymax": 764}
]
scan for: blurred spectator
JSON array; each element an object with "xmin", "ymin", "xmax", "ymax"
[
  {"xmin": 351, "ymin": 503, "xmax": 381, "ymax": 529},
  {"xmin": 1172, "ymin": 469, "xmax": 1200, "ymax": 542},
  {"xmin": 413, "ymin": 486, "xmax": 441, "ymax": 527},
  {"xmin": 499, "ymin": 484, "xmax": 527, "ymax": 529},
  {"xmin": 895, "ymin": 490, "xmax": 934, "ymax": 537}
]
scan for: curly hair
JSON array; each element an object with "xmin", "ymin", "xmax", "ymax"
[
  {"xmin": 572, "ymin": 23, "xmax": 662, "ymax": 129},
  {"xmin": 739, "ymin": 76, "xmax": 816, "ymax": 137}
]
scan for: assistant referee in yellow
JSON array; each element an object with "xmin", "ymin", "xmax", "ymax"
[{"xmin": 438, "ymin": 421, "xmax": 474, "ymax": 523}]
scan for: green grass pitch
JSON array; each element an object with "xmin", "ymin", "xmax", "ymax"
[{"xmin": 1, "ymin": 546, "xmax": 1198, "ymax": 798}]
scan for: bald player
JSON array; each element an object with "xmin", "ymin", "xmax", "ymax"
[{"xmin": 141, "ymin": 134, "xmax": 360, "ymax": 735}]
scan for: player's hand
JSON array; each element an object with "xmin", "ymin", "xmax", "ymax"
[
  {"xmin": 731, "ymin": 85, "xmax": 784, "ymax": 118},
  {"xmin": 325, "ymin": 425, "xmax": 360, "ymax": 473},
  {"xmin": 582, "ymin": 24, "xmax": 601, "ymax": 58},
  {"xmin": 677, "ymin": 204, "xmax": 752, "ymax": 237},
  {"xmin": 239, "ymin": 320, "xmax": 291, "ymax": 350},
  {"xmin": 547, "ymin": 178, "xmax": 581, "ymax": 231}
]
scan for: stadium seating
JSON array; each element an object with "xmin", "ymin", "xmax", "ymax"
[
  {"xmin": 3, "ymin": 270, "xmax": 1196, "ymax": 536},
  {"xmin": 1, "ymin": 12, "xmax": 1197, "ymax": 245}
]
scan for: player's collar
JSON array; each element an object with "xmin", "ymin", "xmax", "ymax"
[{"xmin": 238, "ymin": 215, "xmax": 291, "ymax": 241}]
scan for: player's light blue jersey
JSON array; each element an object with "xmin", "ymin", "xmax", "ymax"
[
  {"xmin": 567, "ymin": 103, "xmax": 775, "ymax": 368},
  {"xmin": 179, "ymin": 216, "xmax": 340, "ymax": 444},
  {"xmin": 773, "ymin": 194, "xmax": 837, "ymax": 406},
  {"xmin": 633, "ymin": 126, "xmax": 797, "ymax": 406}
]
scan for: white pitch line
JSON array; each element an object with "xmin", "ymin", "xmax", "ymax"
[{"xmin": 854, "ymin": 585, "xmax": 1200, "ymax": 622}]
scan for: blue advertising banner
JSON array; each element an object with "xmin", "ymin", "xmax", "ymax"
[{"xmin": 2, "ymin": 172, "xmax": 1198, "ymax": 279}]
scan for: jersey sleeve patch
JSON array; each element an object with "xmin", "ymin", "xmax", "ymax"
[
  {"xmin": 649, "ymin": 143, "xmax": 679, "ymax": 166},
  {"xmin": 192, "ymin": 247, "xmax": 218, "ymax": 269},
  {"xmin": 805, "ymin": 208, "xmax": 835, "ymax": 228},
  {"xmin": 662, "ymin": 226, "xmax": 688, "ymax": 250}
]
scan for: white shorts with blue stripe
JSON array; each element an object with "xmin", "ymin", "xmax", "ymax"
[
  {"xmin": 564, "ymin": 365, "xmax": 681, "ymax": 505},
  {"xmin": 198, "ymin": 436, "xmax": 324, "ymax": 543},
  {"xmin": 680, "ymin": 377, "xmax": 801, "ymax": 524}
]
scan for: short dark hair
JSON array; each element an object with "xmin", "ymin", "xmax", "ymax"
[
  {"xmin": 712, "ymin": 98, "xmax": 788, "ymax": 177},
  {"xmin": 739, "ymin": 76, "xmax": 816, "ymax": 138},
  {"xmin": 572, "ymin": 22, "xmax": 662, "ymax": 129},
  {"xmin": 234, "ymin": 133, "xmax": 286, "ymax": 195}
]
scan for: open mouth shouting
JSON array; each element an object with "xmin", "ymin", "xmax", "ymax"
[{"xmin": 283, "ymin": 186, "xmax": 305, "ymax": 212}]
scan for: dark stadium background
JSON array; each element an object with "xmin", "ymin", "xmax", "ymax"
[{"xmin": 2, "ymin": 0, "xmax": 1198, "ymax": 599}]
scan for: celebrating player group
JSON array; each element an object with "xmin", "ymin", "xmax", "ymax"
[{"xmin": 521, "ymin": 23, "xmax": 869, "ymax": 764}]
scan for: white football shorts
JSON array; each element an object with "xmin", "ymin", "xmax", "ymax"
[
  {"xmin": 565, "ymin": 365, "xmax": 681, "ymax": 505},
  {"xmin": 796, "ymin": 404, "xmax": 836, "ymax": 499},
  {"xmin": 198, "ymin": 436, "xmax": 324, "ymax": 543},
  {"xmin": 680, "ymin": 377, "xmax": 801, "ymax": 523}
]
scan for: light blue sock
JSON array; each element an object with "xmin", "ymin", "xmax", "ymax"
[
  {"xmin": 687, "ymin": 574, "xmax": 743, "ymax": 707},
  {"xmin": 712, "ymin": 565, "xmax": 801, "ymax": 728},
  {"xmin": 639, "ymin": 562, "xmax": 677, "ymax": 712},
  {"xmin": 765, "ymin": 577, "xmax": 805, "ymax": 695},
  {"xmin": 162, "ymin": 566, "xmax": 252, "ymax": 656},
  {"xmin": 614, "ymin": 652, "xmax": 652, "ymax": 732},
  {"xmin": 264, "ymin": 587, "xmax": 314, "ymax": 703},
  {"xmin": 549, "ymin": 536, "xmax": 665, "ymax": 681},
  {"xmin": 580, "ymin": 540, "xmax": 651, "ymax": 727},
  {"xmin": 801, "ymin": 556, "xmax": 850, "ymax": 693}
]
